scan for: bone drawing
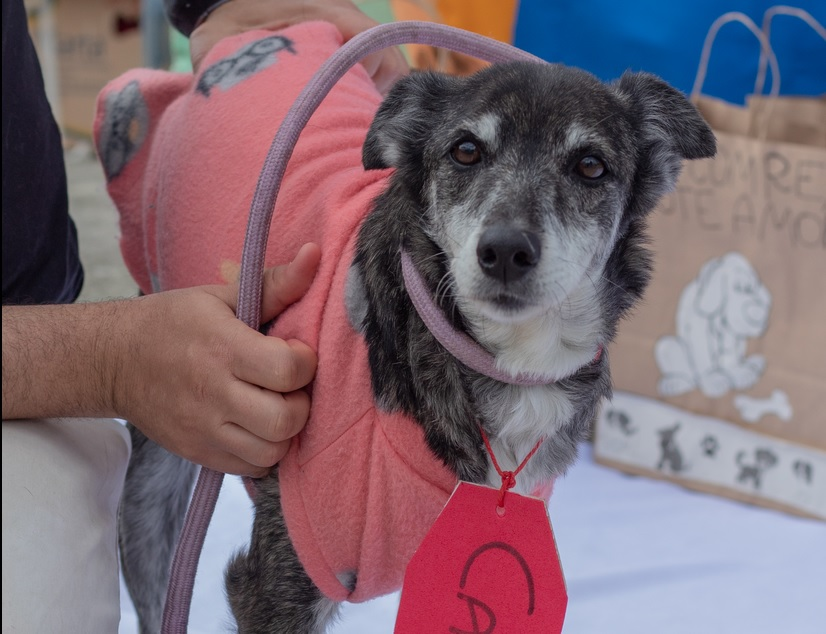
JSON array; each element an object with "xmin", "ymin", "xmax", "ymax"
[{"xmin": 734, "ymin": 389, "xmax": 793, "ymax": 424}]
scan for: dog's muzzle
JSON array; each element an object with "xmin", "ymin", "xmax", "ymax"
[{"xmin": 476, "ymin": 225, "xmax": 541, "ymax": 284}]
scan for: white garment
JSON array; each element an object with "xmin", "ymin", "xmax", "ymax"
[{"xmin": 2, "ymin": 418, "xmax": 131, "ymax": 633}]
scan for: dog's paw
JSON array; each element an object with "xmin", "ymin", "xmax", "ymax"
[
  {"xmin": 655, "ymin": 336, "xmax": 692, "ymax": 375},
  {"xmin": 730, "ymin": 355, "xmax": 766, "ymax": 390},
  {"xmin": 698, "ymin": 370, "xmax": 732, "ymax": 398},
  {"xmin": 658, "ymin": 374, "xmax": 695, "ymax": 397}
]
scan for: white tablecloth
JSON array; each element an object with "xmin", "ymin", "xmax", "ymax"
[{"xmin": 120, "ymin": 444, "xmax": 825, "ymax": 633}]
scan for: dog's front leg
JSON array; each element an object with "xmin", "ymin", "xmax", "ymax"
[
  {"xmin": 226, "ymin": 470, "xmax": 340, "ymax": 634},
  {"xmin": 119, "ymin": 423, "xmax": 199, "ymax": 634}
]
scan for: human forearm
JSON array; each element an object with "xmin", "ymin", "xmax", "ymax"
[
  {"xmin": 2, "ymin": 244, "xmax": 322, "ymax": 476},
  {"xmin": 2, "ymin": 301, "xmax": 126, "ymax": 420}
]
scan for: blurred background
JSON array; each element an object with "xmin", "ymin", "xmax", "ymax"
[{"xmin": 22, "ymin": 0, "xmax": 825, "ymax": 139}]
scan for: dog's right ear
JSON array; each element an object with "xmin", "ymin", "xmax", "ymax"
[{"xmin": 363, "ymin": 72, "xmax": 457, "ymax": 170}]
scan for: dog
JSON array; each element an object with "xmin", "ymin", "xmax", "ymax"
[
  {"xmin": 95, "ymin": 21, "xmax": 715, "ymax": 633},
  {"xmin": 736, "ymin": 448, "xmax": 778, "ymax": 490},
  {"xmin": 656, "ymin": 251, "xmax": 771, "ymax": 399},
  {"xmin": 656, "ymin": 423, "xmax": 687, "ymax": 474},
  {"xmin": 605, "ymin": 408, "xmax": 637, "ymax": 436}
]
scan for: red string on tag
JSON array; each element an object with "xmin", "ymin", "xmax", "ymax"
[{"xmin": 478, "ymin": 426, "xmax": 544, "ymax": 512}]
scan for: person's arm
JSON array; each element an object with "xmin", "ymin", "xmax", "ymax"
[
  {"xmin": 2, "ymin": 243, "xmax": 321, "ymax": 478},
  {"xmin": 179, "ymin": 0, "xmax": 409, "ymax": 92}
]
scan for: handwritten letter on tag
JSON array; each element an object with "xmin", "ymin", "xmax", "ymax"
[{"xmin": 395, "ymin": 482, "xmax": 567, "ymax": 634}]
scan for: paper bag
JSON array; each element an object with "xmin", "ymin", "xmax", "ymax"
[{"xmin": 594, "ymin": 9, "xmax": 826, "ymax": 520}]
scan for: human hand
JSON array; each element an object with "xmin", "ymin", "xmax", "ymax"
[
  {"xmin": 190, "ymin": 0, "xmax": 409, "ymax": 94},
  {"xmin": 112, "ymin": 243, "xmax": 321, "ymax": 476}
]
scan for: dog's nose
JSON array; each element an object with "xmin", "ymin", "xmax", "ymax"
[{"xmin": 476, "ymin": 226, "xmax": 541, "ymax": 284}]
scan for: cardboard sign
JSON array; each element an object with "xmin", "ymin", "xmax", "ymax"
[
  {"xmin": 395, "ymin": 482, "xmax": 567, "ymax": 634},
  {"xmin": 26, "ymin": 0, "xmax": 143, "ymax": 136},
  {"xmin": 599, "ymin": 93, "xmax": 826, "ymax": 519}
]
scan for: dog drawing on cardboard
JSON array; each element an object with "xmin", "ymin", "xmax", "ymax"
[
  {"xmin": 95, "ymin": 22, "xmax": 715, "ymax": 633},
  {"xmin": 656, "ymin": 251, "xmax": 772, "ymax": 398}
]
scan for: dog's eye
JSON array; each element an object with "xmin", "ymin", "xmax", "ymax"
[
  {"xmin": 450, "ymin": 140, "xmax": 482, "ymax": 166},
  {"xmin": 575, "ymin": 156, "xmax": 606, "ymax": 180}
]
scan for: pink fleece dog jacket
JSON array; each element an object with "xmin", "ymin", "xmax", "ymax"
[{"xmin": 94, "ymin": 22, "xmax": 458, "ymax": 603}]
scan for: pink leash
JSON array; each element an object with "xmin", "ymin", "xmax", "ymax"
[
  {"xmin": 161, "ymin": 22, "xmax": 541, "ymax": 633},
  {"xmin": 400, "ymin": 251, "xmax": 604, "ymax": 386}
]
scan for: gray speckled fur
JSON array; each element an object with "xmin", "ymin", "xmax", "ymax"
[
  {"xmin": 225, "ymin": 471, "xmax": 340, "ymax": 633},
  {"xmin": 119, "ymin": 61, "xmax": 715, "ymax": 633},
  {"xmin": 119, "ymin": 425, "xmax": 198, "ymax": 634}
]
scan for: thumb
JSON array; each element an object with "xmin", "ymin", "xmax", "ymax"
[
  {"xmin": 259, "ymin": 243, "xmax": 322, "ymax": 321},
  {"xmin": 332, "ymin": 9, "xmax": 408, "ymax": 95}
]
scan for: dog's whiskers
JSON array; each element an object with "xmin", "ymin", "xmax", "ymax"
[{"xmin": 435, "ymin": 272, "xmax": 455, "ymax": 307}]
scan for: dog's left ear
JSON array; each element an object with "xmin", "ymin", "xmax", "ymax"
[
  {"xmin": 614, "ymin": 72, "xmax": 716, "ymax": 161},
  {"xmin": 363, "ymin": 71, "xmax": 457, "ymax": 170},
  {"xmin": 613, "ymin": 72, "xmax": 716, "ymax": 204}
]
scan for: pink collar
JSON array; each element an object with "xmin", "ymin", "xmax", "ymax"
[{"xmin": 400, "ymin": 250, "xmax": 602, "ymax": 386}]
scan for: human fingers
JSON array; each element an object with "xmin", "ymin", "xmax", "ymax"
[
  {"xmin": 219, "ymin": 422, "xmax": 293, "ymax": 472},
  {"xmin": 259, "ymin": 242, "xmax": 321, "ymax": 320},
  {"xmin": 196, "ymin": 445, "xmax": 277, "ymax": 478},
  {"xmin": 223, "ymin": 382, "xmax": 311, "ymax": 445},
  {"xmin": 368, "ymin": 47, "xmax": 409, "ymax": 96},
  {"xmin": 212, "ymin": 243, "xmax": 320, "ymax": 317},
  {"xmin": 232, "ymin": 334, "xmax": 317, "ymax": 393},
  {"xmin": 133, "ymin": 384, "xmax": 307, "ymax": 476},
  {"xmin": 219, "ymin": 244, "xmax": 319, "ymax": 394},
  {"xmin": 214, "ymin": 388, "xmax": 310, "ymax": 471},
  {"xmin": 127, "ymin": 412, "xmax": 277, "ymax": 478},
  {"xmin": 329, "ymin": 6, "xmax": 409, "ymax": 94}
]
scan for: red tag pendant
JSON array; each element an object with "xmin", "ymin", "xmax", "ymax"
[{"xmin": 395, "ymin": 482, "xmax": 567, "ymax": 634}]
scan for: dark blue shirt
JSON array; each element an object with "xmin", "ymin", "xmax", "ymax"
[{"xmin": 2, "ymin": 0, "xmax": 84, "ymax": 305}]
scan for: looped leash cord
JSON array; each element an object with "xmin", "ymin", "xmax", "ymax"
[
  {"xmin": 479, "ymin": 425, "xmax": 544, "ymax": 510},
  {"xmin": 401, "ymin": 250, "xmax": 559, "ymax": 386},
  {"xmin": 402, "ymin": 250, "xmax": 604, "ymax": 386},
  {"xmin": 161, "ymin": 22, "xmax": 542, "ymax": 634}
]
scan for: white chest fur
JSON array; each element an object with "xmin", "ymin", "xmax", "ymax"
[{"xmin": 479, "ymin": 383, "xmax": 576, "ymax": 495}]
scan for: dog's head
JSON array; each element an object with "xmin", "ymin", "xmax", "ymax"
[
  {"xmin": 695, "ymin": 252, "xmax": 771, "ymax": 338},
  {"xmin": 363, "ymin": 62, "xmax": 715, "ymax": 333}
]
